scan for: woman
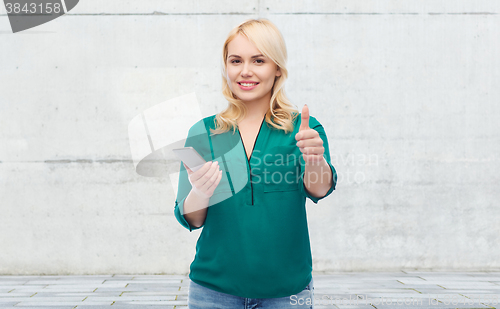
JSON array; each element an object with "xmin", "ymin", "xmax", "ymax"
[{"xmin": 174, "ymin": 18, "xmax": 337, "ymax": 308}]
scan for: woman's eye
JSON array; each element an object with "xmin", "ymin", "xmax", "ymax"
[{"xmin": 230, "ymin": 59, "xmax": 264, "ymax": 64}]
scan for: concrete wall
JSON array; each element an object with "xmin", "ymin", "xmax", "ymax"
[{"xmin": 1, "ymin": 1, "xmax": 499, "ymax": 274}]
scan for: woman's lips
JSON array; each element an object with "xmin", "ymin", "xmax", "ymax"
[{"xmin": 238, "ymin": 82, "xmax": 259, "ymax": 90}]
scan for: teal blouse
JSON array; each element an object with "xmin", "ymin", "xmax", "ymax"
[{"xmin": 174, "ymin": 112, "xmax": 337, "ymax": 299}]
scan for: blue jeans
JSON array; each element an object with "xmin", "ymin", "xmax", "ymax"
[{"xmin": 188, "ymin": 278, "xmax": 314, "ymax": 309}]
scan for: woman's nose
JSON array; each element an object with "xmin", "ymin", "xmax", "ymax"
[{"xmin": 241, "ymin": 63, "xmax": 253, "ymax": 76}]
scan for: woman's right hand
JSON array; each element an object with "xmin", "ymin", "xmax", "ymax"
[{"xmin": 183, "ymin": 161, "xmax": 223, "ymax": 199}]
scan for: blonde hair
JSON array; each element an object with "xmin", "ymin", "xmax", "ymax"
[{"xmin": 210, "ymin": 18, "xmax": 299, "ymax": 135}]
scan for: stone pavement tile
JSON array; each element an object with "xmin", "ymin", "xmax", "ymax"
[
  {"xmin": 438, "ymin": 283, "xmax": 500, "ymax": 289},
  {"xmin": 323, "ymin": 305, "xmax": 371, "ymax": 309},
  {"xmin": 176, "ymin": 295, "xmax": 187, "ymax": 301},
  {"xmin": 126, "ymin": 282, "xmax": 185, "ymax": 287},
  {"xmin": 112, "ymin": 300, "xmax": 184, "ymax": 306},
  {"xmin": 31, "ymin": 296, "xmax": 89, "ymax": 301},
  {"xmin": 0, "ymin": 281, "xmax": 26, "ymax": 285},
  {"xmin": 121, "ymin": 275, "xmax": 186, "ymax": 279},
  {"xmin": 422, "ymin": 278, "xmax": 500, "ymax": 282},
  {"xmin": 314, "ymin": 275, "xmax": 402, "ymax": 283},
  {"xmin": 31, "ymin": 291, "xmax": 123, "ymax": 297},
  {"xmin": 124, "ymin": 283, "xmax": 183, "ymax": 289},
  {"xmin": 456, "ymin": 293, "xmax": 500, "ymax": 302},
  {"xmin": 0, "ymin": 298, "xmax": 36, "ymax": 303},
  {"xmin": 355, "ymin": 293, "xmax": 436, "ymax": 299},
  {"xmin": 122, "ymin": 286, "xmax": 182, "ymax": 292},
  {"xmin": 120, "ymin": 291, "xmax": 187, "ymax": 296},
  {"xmin": 316, "ymin": 284, "xmax": 382, "ymax": 290},
  {"xmin": 96, "ymin": 280, "xmax": 134, "ymax": 285},
  {"xmin": 372, "ymin": 304, "xmax": 495, "ymax": 309},
  {"xmin": 134, "ymin": 277, "xmax": 186, "ymax": 280},
  {"xmin": 314, "ymin": 288, "xmax": 360, "ymax": 294},
  {"xmin": 14, "ymin": 301, "xmax": 112, "ymax": 306},
  {"xmin": 398, "ymin": 278, "xmax": 436, "ymax": 284},
  {"xmin": 0, "ymin": 290, "xmax": 13, "ymax": 294},
  {"xmin": 82, "ymin": 295, "xmax": 177, "ymax": 302},
  {"xmin": 403, "ymin": 281, "xmax": 495, "ymax": 287},
  {"xmin": 319, "ymin": 271, "xmax": 404, "ymax": 276},
  {"xmin": 411, "ymin": 288, "xmax": 500, "ymax": 294},
  {"xmin": 36, "ymin": 276, "xmax": 112, "ymax": 280},
  {"xmin": 87, "ymin": 282, "xmax": 127, "ymax": 288},
  {"xmin": 1, "ymin": 297, "xmax": 85, "ymax": 303},
  {"xmin": 34, "ymin": 288, "xmax": 97, "ymax": 293},
  {"xmin": 314, "ymin": 293, "xmax": 360, "ymax": 302},
  {"xmin": 433, "ymin": 294, "xmax": 499, "ymax": 307},
  {"xmin": 0, "ymin": 283, "xmax": 28, "ymax": 286},
  {"xmin": 396, "ymin": 284, "xmax": 450, "ymax": 289},
  {"xmin": 75, "ymin": 306, "xmax": 175, "ymax": 309},
  {"xmin": 39, "ymin": 283, "xmax": 107, "ymax": 288},
  {"xmin": 24, "ymin": 279, "xmax": 108, "ymax": 284},
  {"xmin": 1, "ymin": 287, "xmax": 42, "ymax": 293},
  {"xmin": 342, "ymin": 288, "xmax": 427, "ymax": 294},
  {"xmin": 12, "ymin": 304, "xmax": 75, "ymax": 309},
  {"xmin": 13, "ymin": 301, "xmax": 106, "ymax": 306},
  {"xmin": 100, "ymin": 275, "xmax": 136, "ymax": 279},
  {"xmin": 418, "ymin": 273, "xmax": 499, "ymax": 279},
  {"xmin": 467, "ymin": 275, "xmax": 500, "ymax": 279},
  {"xmin": 23, "ymin": 281, "xmax": 84, "ymax": 286},
  {"xmin": 314, "ymin": 290, "xmax": 358, "ymax": 299},
  {"xmin": 0, "ymin": 277, "xmax": 40, "ymax": 280}
]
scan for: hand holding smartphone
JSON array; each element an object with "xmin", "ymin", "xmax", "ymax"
[
  {"xmin": 172, "ymin": 147, "xmax": 223, "ymax": 199},
  {"xmin": 172, "ymin": 147, "xmax": 207, "ymax": 172}
]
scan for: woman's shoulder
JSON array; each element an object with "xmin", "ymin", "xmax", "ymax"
[
  {"xmin": 185, "ymin": 116, "xmax": 214, "ymax": 137},
  {"xmin": 189, "ymin": 115, "xmax": 217, "ymax": 128}
]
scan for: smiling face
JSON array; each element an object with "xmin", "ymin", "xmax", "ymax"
[{"xmin": 225, "ymin": 34, "xmax": 281, "ymax": 105}]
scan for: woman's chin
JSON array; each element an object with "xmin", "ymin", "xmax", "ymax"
[{"xmin": 237, "ymin": 93, "xmax": 261, "ymax": 103}]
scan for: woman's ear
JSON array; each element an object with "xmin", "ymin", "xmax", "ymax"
[{"xmin": 276, "ymin": 67, "xmax": 282, "ymax": 77}]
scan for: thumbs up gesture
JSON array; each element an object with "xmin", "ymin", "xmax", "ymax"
[{"xmin": 295, "ymin": 105, "xmax": 325, "ymax": 164}]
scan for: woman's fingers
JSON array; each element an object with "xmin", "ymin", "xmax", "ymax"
[
  {"xmin": 298, "ymin": 146, "xmax": 324, "ymax": 155},
  {"xmin": 190, "ymin": 161, "xmax": 213, "ymax": 182},
  {"xmin": 189, "ymin": 161, "xmax": 215, "ymax": 191},
  {"xmin": 204, "ymin": 169, "xmax": 222, "ymax": 194},
  {"xmin": 199, "ymin": 163, "xmax": 220, "ymax": 192},
  {"xmin": 206, "ymin": 170, "xmax": 223, "ymax": 195},
  {"xmin": 189, "ymin": 161, "xmax": 221, "ymax": 198}
]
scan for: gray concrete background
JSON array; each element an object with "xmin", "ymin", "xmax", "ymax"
[{"xmin": 0, "ymin": 1, "xmax": 499, "ymax": 274}]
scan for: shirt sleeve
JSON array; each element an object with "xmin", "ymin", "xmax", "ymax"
[
  {"xmin": 174, "ymin": 175, "xmax": 203, "ymax": 232},
  {"xmin": 173, "ymin": 120, "xmax": 210, "ymax": 232},
  {"xmin": 297, "ymin": 115, "xmax": 337, "ymax": 204}
]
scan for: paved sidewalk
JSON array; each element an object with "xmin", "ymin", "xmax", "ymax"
[{"xmin": 0, "ymin": 271, "xmax": 499, "ymax": 308}]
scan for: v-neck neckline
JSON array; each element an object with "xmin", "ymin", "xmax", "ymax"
[{"xmin": 236, "ymin": 115, "xmax": 266, "ymax": 162}]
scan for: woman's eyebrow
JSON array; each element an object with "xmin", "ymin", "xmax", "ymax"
[{"xmin": 228, "ymin": 54, "xmax": 264, "ymax": 59}]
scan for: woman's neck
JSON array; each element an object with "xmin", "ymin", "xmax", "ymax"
[{"xmin": 240, "ymin": 93, "xmax": 271, "ymax": 122}]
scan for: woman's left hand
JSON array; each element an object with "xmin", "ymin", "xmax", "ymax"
[{"xmin": 295, "ymin": 104, "xmax": 325, "ymax": 164}]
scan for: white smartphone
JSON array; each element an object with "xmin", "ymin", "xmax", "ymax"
[{"xmin": 172, "ymin": 147, "xmax": 207, "ymax": 172}]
